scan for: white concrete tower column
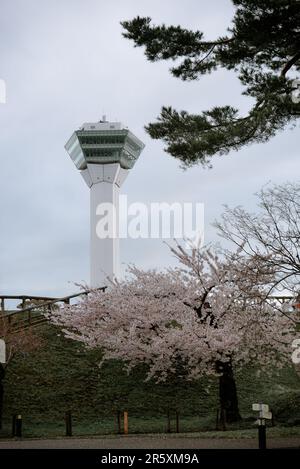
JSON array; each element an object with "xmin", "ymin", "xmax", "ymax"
[{"xmin": 88, "ymin": 163, "xmax": 128, "ymax": 287}]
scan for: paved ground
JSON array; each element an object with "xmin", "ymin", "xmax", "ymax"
[{"xmin": 0, "ymin": 435, "xmax": 299, "ymax": 449}]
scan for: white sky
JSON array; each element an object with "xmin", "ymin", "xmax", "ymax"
[{"xmin": 0, "ymin": 0, "xmax": 299, "ymax": 296}]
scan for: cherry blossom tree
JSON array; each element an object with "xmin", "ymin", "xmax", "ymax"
[{"xmin": 48, "ymin": 243, "xmax": 295, "ymax": 422}]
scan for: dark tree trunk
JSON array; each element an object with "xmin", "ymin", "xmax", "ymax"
[
  {"xmin": 0, "ymin": 364, "xmax": 5, "ymax": 430},
  {"xmin": 217, "ymin": 359, "xmax": 241, "ymax": 423}
]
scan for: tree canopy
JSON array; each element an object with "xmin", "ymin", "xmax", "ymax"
[
  {"xmin": 48, "ymin": 242, "xmax": 294, "ymax": 420},
  {"xmin": 121, "ymin": 0, "xmax": 300, "ymax": 167},
  {"xmin": 215, "ymin": 181, "xmax": 300, "ymax": 297}
]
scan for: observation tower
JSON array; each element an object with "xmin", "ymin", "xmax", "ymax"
[{"xmin": 65, "ymin": 119, "xmax": 145, "ymax": 287}]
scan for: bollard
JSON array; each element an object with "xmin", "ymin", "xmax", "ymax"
[
  {"xmin": 65, "ymin": 411, "xmax": 72, "ymax": 437},
  {"xmin": 123, "ymin": 411, "xmax": 128, "ymax": 435},
  {"xmin": 258, "ymin": 419, "xmax": 267, "ymax": 449},
  {"xmin": 15, "ymin": 415, "xmax": 22, "ymax": 438}
]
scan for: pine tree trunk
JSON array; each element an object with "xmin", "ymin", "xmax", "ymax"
[{"xmin": 218, "ymin": 360, "xmax": 241, "ymax": 423}]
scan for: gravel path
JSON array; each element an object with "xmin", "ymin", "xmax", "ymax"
[{"xmin": 0, "ymin": 435, "xmax": 299, "ymax": 449}]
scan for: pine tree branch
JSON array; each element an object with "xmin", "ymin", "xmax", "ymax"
[
  {"xmin": 281, "ymin": 50, "xmax": 300, "ymax": 76},
  {"xmin": 200, "ymin": 37, "xmax": 234, "ymax": 47}
]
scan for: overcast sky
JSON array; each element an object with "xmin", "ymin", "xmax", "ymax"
[{"xmin": 0, "ymin": 0, "xmax": 299, "ymax": 297}]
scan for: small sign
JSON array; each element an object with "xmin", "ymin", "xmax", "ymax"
[
  {"xmin": 252, "ymin": 403, "xmax": 272, "ymax": 422},
  {"xmin": 0, "ymin": 339, "xmax": 5, "ymax": 364},
  {"xmin": 261, "ymin": 411, "xmax": 272, "ymax": 420},
  {"xmin": 261, "ymin": 404, "xmax": 269, "ymax": 412},
  {"xmin": 252, "ymin": 403, "xmax": 269, "ymax": 412}
]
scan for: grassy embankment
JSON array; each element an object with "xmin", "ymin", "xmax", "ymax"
[{"xmin": 1, "ymin": 322, "xmax": 299, "ymax": 438}]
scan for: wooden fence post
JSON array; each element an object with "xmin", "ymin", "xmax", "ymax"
[
  {"xmin": 116, "ymin": 411, "xmax": 122, "ymax": 434},
  {"xmin": 12, "ymin": 414, "xmax": 17, "ymax": 436},
  {"xmin": 216, "ymin": 409, "xmax": 219, "ymax": 431},
  {"xmin": 175, "ymin": 411, "xmax": 180, "ymax": 433},
  {"xmin": 15, "ymin": 415, "xmax": 22, "ymax": 437},
  {"xmin": 123, "ymin": 411, "xmax": 128, "ymax": 435},
  {"xmin": 220, "ymin": 408, "xmax": 226, "ymax": 431},
  {"xmin": 65, "ymin": 411, "xmax": 72, "ymax": 436},
  {"xmin": 167, "ymin": 410, "xmax": 171, "ymax": 433}
]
